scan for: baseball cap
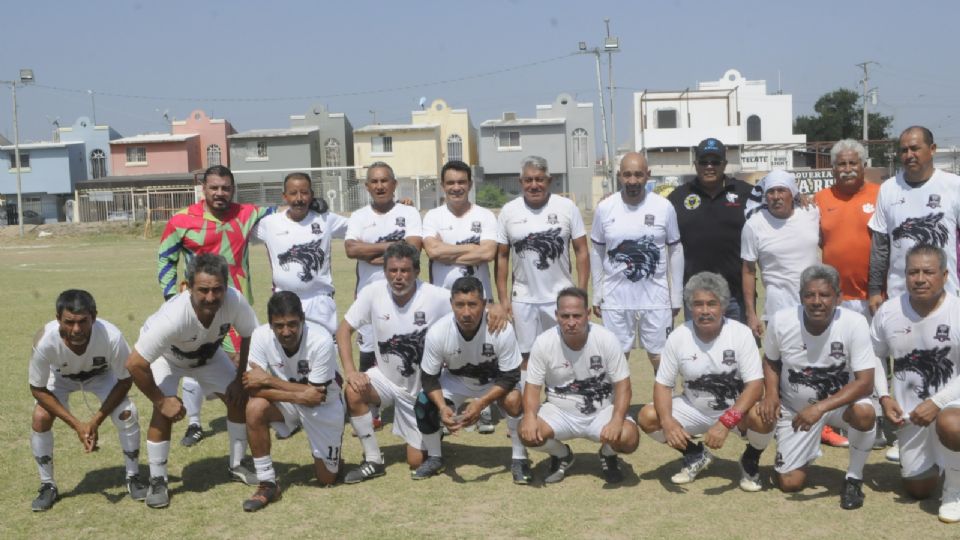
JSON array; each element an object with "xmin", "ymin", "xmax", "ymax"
[{"xmin": 695, "ymin": 138, "xmax": 726, "ymax": 160}]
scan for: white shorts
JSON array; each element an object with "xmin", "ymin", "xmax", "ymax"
[
  {"xmin": 513, "ymin": 301, "xmax": 558, "ymax": 354},
  {"xmin": 841, "ymin": 299, "xmax": 872, "ymax": 323},
  {"xmin": 302, "ymin": 293, "xmax": 338, "ymax": 335},
  {"xmin": 896, "ymin": 399, "xmax": 960, "ymax": 478},
  {"xmin": 367, "ymin": 367, "xmax": 422, "ymax": 449},
  {"xmin": 601, "ymin": 308, "xmax": 672, "ymax": 354},
  {"xmin": 438, "ymin": 371, "xmax": 518, "ymax": 417},
  {"xmin": 357, "ymin": 323, "xmax": 375, "ymax": 354},
  {"xmin": 538, "ymin": 402, "xmax": 635, "ymax": 442},
  {"xmin": 45, "ymin": 371, "xmax": 134, "ymax": 414},
  {"xmin": 152, "ymin": 351, "xmax": 236, "ymax": 399},
  {"xmin": 664, "ymin": 395, "xmax": 722, "ymax": 436},
  {"xmin": 773, "ymin": 397, "xmax": 875, "ymax": 474},
  {"xmin": 271, "ymin": 394, "xmax": 345, "ymax": 473}
]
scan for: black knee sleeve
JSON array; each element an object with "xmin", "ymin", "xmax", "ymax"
[{"xmin": 359, "ymin": 351, "xmax": 376, "ymax": 372}]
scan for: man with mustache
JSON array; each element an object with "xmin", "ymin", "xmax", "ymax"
[
  {"xmin": 255, "ymin": 172, "xmax": 347, "ymax": 334},
  {"xmin": 590, "ymin": 152, "xmax": 683, "ymax": 372},
  {"xmin": 741, "ymin": 169, "xmax": 820, "ymax": 339},
  {"xmin": 758, "ymin": 264, "xmax": 878, "ymax": 510},
  {"xmin": 126, "ymin": 254, "xmax": 260, "ymax": 508},
  {"xmin": 157, "ymin": 165, "xmax": 273, "ymax": 449}
]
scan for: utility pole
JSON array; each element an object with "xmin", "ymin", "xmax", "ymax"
[
  {"xmin": 605, "ymin": 19, "xmax": 616, "ymax": 182},
  {"xmin": 856, "ymin": 61, "xmax": 878, "ymax": 142}
]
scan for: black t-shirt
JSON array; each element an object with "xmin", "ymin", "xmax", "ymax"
[{"xmin": 667, "ymin": 176, "xmax": 754, "ymax": 299}]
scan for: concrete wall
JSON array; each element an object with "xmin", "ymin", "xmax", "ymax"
[
  {"xmin": 411, "ymin": 99, "xmax": 479, "ymax": 166},
  {"xmin": 228, "ymin": 135, "xmax": 316, "ymax": 184},
  {"xmin": 110, "ymin": 138, "xmax": 201, "ymax": 176},
  {"xmin": 354, "ymin": 127, "xmax": 441, "ymax": 178},
  {"xmin": 479, "ymin": 122, "xmax": 567, "ymax": 176},
  {"xmin": 537, "ymin": 94, "xmax": 594, "ymax": 208},
  {"xmin": 0, "ymin": 143, "xmax": 85, "ymax": 196},
  {"xmin": 289, "ymin": 105, "xmax": 355, "ymax": 168}
]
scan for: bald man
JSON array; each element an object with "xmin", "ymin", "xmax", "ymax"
[{"xmin": 590, "ymin": 152, "xmax": 684, "ymax": 371}]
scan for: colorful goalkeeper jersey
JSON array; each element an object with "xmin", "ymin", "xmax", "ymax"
[{"xmin": 158, "ymin": 201, "xmax": 272, "ymax": 301}]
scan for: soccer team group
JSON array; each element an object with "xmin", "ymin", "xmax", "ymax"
[{"xmin": 27, "ymin": 125, "xmax": 960, "ymax": 523}]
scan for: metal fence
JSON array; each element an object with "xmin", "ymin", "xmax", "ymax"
[{"xmin": 77, "ymin": 186, "xmax": 198, "ymax": 223}]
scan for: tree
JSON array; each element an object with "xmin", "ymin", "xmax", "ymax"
[
  {"xmin": 476, "ymin": 183, "xmax": 509, "ymax": 208},
  {"xmin": 794, "ymin": 88, "xmax": 894, "ymax": 164}
]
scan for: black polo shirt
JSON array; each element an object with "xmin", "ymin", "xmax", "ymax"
[{"xmin": 667, "ymin": 176, "xmax": 755, "ymax": 299}]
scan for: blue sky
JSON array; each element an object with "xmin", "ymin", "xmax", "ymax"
[{"xmin": 2, "ymin": 0, "xmax": 957, "ymax": 148}]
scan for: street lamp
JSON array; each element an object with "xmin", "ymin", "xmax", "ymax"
[
  {"xmin": 577, "ymin": 25, "xmax": 619, "ymax": 194},
  {"xmin": 2, "ymin": 68, "xmax": 34, "ymax": 237}
]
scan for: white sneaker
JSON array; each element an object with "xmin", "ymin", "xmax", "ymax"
[
  {"xmin": 939, "ymin": 487, "xmax": 960, "ymax": 523},
  {"xmin": 739, "ymin": 462, "xmax": 762, "ymax": 492},
  {"xmin": 885, "ymin": 444, "xmax": 900, "ymax": 463},
  {"xmin": 670, "ymin": 450, "xmax": 714, "ymax": 485}
]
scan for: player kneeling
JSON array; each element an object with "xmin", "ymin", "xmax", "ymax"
[
  {"xmin": 520, "ymin": 288, "xmax": 640, "ymax": 484},
  {"xmin": 637, "ymin": 272, "xmax": 769, "ymax": 491},
  {"xmin": 414, "ymin": 277, "xmax": 529, "ymax": 482},
  {"xmin": 241, "ymin": 292, "xmax": 344, "ymax": 511}
]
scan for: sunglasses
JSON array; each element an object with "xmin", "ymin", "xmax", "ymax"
[
  {"xmin": 620, "ymin": 171, "xmax": 647, "ymax": 179},
  {"xmin": 697, "ymin": 159, "xmax": 723, "ymax": 167}
]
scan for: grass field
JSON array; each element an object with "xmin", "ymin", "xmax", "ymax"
[{"xmin": 0, "ymin": 224, "xmax": 955, "ymax": 539}]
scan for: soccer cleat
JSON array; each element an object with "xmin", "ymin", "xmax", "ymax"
[
  {"xmin": 229, "ymin": 460, "xmax": 259, "ymax": 486},
  {"xmin": 670, "ymin": 449, "xmax": 714, "ymax": 485},
  {"xmin": 31, "ymin": 483, "xmax": 58, "ymax": 512},
  {"xmin": 126, "ymin": 474, "xmax": 149, "ymax": 501},
  {"xmin": 344, "ymin": 461, "xmax": 386, "ymax": 484},
  {"xmin": 478, "ymin": 407, "xmax": 495, "ymax": 434},
  {"xmin": 939, "ymin": 487, "xmax": 960, "ymax": 523},
  {"xmin": 739, "ymin": 459, "xmax": 762, "ymax": 492},
  {"xmin": 821, "ymin": 425, "xmax": 849, "ymax": 448},
  {"xmin": 145, "ymin": 476, "xmax": 169, "ymax": 509},
  {"xmin": 885, "ymin": 444, "xmax": 900, "ymax": 463},
  {"xmin": 180, "ymin": 424, "xmax": 204, "ymax": 447},
  {"xmin": 599, "ymin": 451, "xmax": 624, "ymax": 484},
  {"xmin": 411, "ymin": 456, "xmax": 445, "ymax": 480},
  {"xmin": 840, "ymin": 477, "xmax": 865, "ymax": 510},
  {"xmin": 544, "ymin": 444, "xmax": 575, "ymax": 484},
  {"xmin": 511, "ymin": 459, "xmax": 534, "ymax": 485},
  {"xmin": 242, "ymin": 481, "xmax": 282, "ymax": 512}
]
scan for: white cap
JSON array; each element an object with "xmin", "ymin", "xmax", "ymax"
[{"xmin": 762, "ymin": 169, "xmax": 798, "ymax": 197}]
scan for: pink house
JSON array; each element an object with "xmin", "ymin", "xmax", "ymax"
[
  {"xmin": 172, "ymin": 109, "xmax": 236, "ymax": 168},
  {"xmin": 109, "ymin": 133, "xmax": 202, "ymax": 176}
]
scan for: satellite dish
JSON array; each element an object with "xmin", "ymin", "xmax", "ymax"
[
  {"xmin": 418, "ymin": 96, "xmax": 427, "ymax": 109},
  {"xmin": 326, "ymin": 189, "xmax": 337, "ymax": 201}
]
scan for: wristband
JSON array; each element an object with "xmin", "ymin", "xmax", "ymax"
[{"xmin": 719, "ymin": 408, "xmax": 743, "ymax": 429}]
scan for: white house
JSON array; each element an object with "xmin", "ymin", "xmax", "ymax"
[{"xmin": 634, "ymin": 69, "xmax": 806, "ymax": 177}]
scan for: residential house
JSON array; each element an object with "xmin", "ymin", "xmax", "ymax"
[
  {"xmin": 109, "ymin": 133, "xmax": 202, "ymax": 176},
  {"xmin": 171, "ymin": 109, "xmax": 236, "ymax": 169},
  {"xmin": 1, "ymin": 141, "xmax": 87, "ymax": 222},
  {"xmin": 411, "ymin": 98, "xmax": 478, "ymax": 166},
  {"xmin": 288, "ymin": 104, "xmax": 355, "ymax": 174},
  {"xmin": 56, "ymin": 116, "xmax": 122, "ymax": 180}
]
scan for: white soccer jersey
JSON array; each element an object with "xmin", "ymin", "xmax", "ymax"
[
  {"xmin": 591, "ymin": 191, "xmax": 680, "ymax": 310},
  {"xmin": 248, "ymin": 322, "xmax": 342, "ymax": 399},
  {"xmin": 420, "ymin": 313, "xmax": 522, "ymax": 394},
  {"xmin": 496, "ymin": 194, "xmax": 586, "ymax": 303},
  {"xmin": 526, "ymin": 323, "xmax": 630, "ymax": 416},
  {"xmin": 256, "ymin": 209, "xmax": 348, "ymax": 297},
  {"xmin": 343, "ymin": 280, "xmax": 451, "ymax": 396},
  {"xmin": 422, "ymin": 204, "xmax": 498, "ymax": 298},
  {"xmin": 741, "ymin": 207, "xmax": 820, "ymax": 319},
  {"xmin": 29, "ymin": 319, "xmax": 131, "ymax": 387},
  {"xmin": 656, "ymin": 319, "xmax": 763, "ymax": 414},
  {"xmin": 764, "ymin": 306, "xmax": 876, "ymax": 413},
  {"xmin": 135, "ymin": 289, "xmax": 259, "ymax": 369},
  {"xmin": 871, "ymin": 293, "xmax": 960, "ymax": 415},
  {"xmin": 345, "ymin": 203, "xmax": 423, "ymax": 292},
  {"xmin": 868, "ymin": 169, "xmax": 960, "ymax": 298}
]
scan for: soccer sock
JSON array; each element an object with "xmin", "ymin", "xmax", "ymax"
[
  {"xmin": 422, "ymin": 432, "xmax": 442, "ymax": 458},
  {"xmin": 113, "ymin": 408, "xmax": 141, "ymax": 478},
  {"xmin": 506, "ymin": 415, "xmax": 527, "ymax": 460},
  {"xmin": 31, "ymin": 430, "xmax": 55, "ymax": 485},
  {"xmin": 682, "ymin": 441, "xmax": 704, "ymax": 458},
  {"xmin": 646, "ymin": 430, "xmax": 667, "ymax": 444},
  {"xmin": 845, "ymin": 426, "xmax": 872, "ymax": 480},
  {"xmin": 253, "ymin": 455, "xmax": 276, "ymax": 484},
  {"xmin": 147, "ymin": 440, "xmax": 170, "ymax": 480},
  {"xmin": 226, "ymin": 421, "xmax": 248, "ymax": 469},
  {"xmin": 600, "ymin": 443, "xmax": 617, "ymax": 457},
  {"xmin": 350, "ymin": 412, "xmax": 383, "ymax": 464},
  {"xmin": 746, "ymin": 428, "xmax": 774, "ymax": 451},
  {"xmin": 182, "ymin": 377, "xmax": 203, "ymax": 427}
]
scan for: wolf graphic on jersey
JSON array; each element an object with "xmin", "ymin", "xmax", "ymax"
[
  {"xmin": 893, "ymin": 346, "xmax": 955, "ymax": 400},
  {"xmin": 377, "ymin": 229, "xmax": 406, "ymax": 243},
  {"xmin": 787, "ymin": 363, "xmax": 849, "ymax": 403},
  {"xmin": 687, "ymin": 370, "xmax": 744, "ymax": 411},
  {"xmin": 513, "ymin": 227, "xmax": 565, "ymax": 270},
  {"xmin": 550, "ymin": 373, "xmax": 614, "ymax": 414},
  {"xmin": 607, "ymin": 236, "xmax": 660, "ymax": 282},
  {"xmin": 60, "ymin": 364, "xmax": 110, "ymax": 382},
  {"xmin": 448, "ymin": 358, "xmax": 499, "ymax": 385},
  {"xmin": 171, "ymin": 338, "xmax": 225, "ymax": 368},
  {"xmin": 278, "ymin": 239, "xmax": 325, "ymax": 282},
  {"xmin": 891, "ymin": 212, "xmax": 948, "ymax": 248},
  {"xmin": 378, "ymin": 328, "xmax": 428, "ymax": 377},
  {"xmin": 457, "ymin": 235, "xmax": 480, "ymax": 246}
]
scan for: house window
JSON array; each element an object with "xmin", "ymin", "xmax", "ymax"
[
  {"xmin": 747, "ymin": 115, "xmax": 762, "ymax": 142},
  {"xmin": 206, "ymin": 144, "xmax": 222, "ymax": 166},
  {"xmin": 656, "ymin": 109, "xmax": 678, "ymax": 129},
  {"xmin": 90, "ymin": 149, "xmax": 107, "ymax": 179},
  {"xmin": 9, "ymin": 151, "xmax": 30, "ymax": 169},
  {"xmin": 447, "ymin": 134, "xmax": 463, "ymax": 162},
  {"xmin": 572, "ymin": 128, "xmax": 588, "ymax": 168},
  {"xmin": 372, "ymin": 136, "xmax": 393, "ymax": 154},
  {"xmin": 497, "ymin": 131, "xmax": 520, "ymax": 150},
  {"xmin": 256, "ymin": 142, "xmax": 268, "ymax": 158},
  {"xmin": 325, "ymin": 138, "xmax": 341, "ymax": 168},
  {"xmin": 126, "ymin": 146, "xmax": 146, "ymax": 164}
]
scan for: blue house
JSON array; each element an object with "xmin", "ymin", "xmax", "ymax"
[
  {"xmin": 57, "ymin": 116, "xmax": 122, "ymax": 180},
  {"xmin": 1, "ymin": 141, "xmax": 87, "ymax": 223}
]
